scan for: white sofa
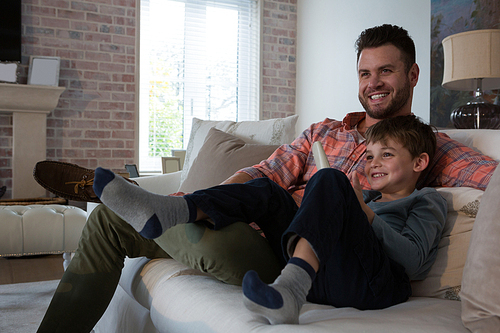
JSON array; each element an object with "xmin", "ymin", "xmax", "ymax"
[{"xmin": 92, "ymin": 119, "xmax": 500, "ymax": 333}]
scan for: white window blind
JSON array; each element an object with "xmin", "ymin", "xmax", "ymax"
[{"xmin": 139, "ymin": 0, "xmax": 260, "ymax": 172}]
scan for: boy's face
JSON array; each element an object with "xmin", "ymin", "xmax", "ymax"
[{"xmin": 365, "ymin": 138, "xmax": 419, "ymax": 195}]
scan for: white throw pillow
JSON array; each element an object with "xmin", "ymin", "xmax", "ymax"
[
  {"xmin": 410, "ymin": 186, "xmax": 483, "ymax": 299},
  {"xmin": 179, "ymin": 115, "xmax": 298, "ymax": 185}
]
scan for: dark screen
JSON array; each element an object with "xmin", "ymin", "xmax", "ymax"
[{"xmin": 0, "ymin": 0, "xmax": 22, "ymax": 62}]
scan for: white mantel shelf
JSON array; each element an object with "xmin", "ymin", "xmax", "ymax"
[{"xmin": 0, "ymin": 83, "xmax": 65, "ymax": 199}]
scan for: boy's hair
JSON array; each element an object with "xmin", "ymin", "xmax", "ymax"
[
  {"xmin": 365, "ymin": 115, "xmax": 437, "ymax": 166},
  {"xmin": 355, "ymin": 24, "xmax": 416, "ymax": 74}
]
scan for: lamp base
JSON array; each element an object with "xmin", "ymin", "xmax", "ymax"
[{"xmin": 450, "ymin": 102, "xmax": 500, "ymax": 129}]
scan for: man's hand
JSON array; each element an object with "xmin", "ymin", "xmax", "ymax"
[{"xmin": 350, "ymin": 171, "xmax": 375, "ymax": 225}]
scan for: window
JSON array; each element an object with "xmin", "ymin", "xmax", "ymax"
[{"xmin": 139, "ymin": 0, "xmax": 260, "ymax": 172}]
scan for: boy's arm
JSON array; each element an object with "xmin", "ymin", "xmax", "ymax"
[{"xmin": 370, "ymin": 189, "xmax": 447, "ymax": 280}]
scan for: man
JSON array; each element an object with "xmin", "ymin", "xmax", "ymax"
[
  {"xmin": 88, "ymin": 115, "xmax": 447, "ymax": 325},
  {"xmin": 36, "ymin": 24, "xmax": 497, "ymax": 332}
]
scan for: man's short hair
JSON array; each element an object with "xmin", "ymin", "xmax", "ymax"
[
  {"xmin": 355, "ymin": 24, "xmax": 416, "ymax": 73},
  {"xmin": 365, "ymin": 115, "xmax": 436, "ymax": 165}
]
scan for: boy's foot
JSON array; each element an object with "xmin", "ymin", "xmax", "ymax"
[
  {"xmin": 93, "ymin": 167, "xmax": 190, "ymax": 239},
  {"xmin": 242, "ymin": 258, "xmax": 315, "ymax": 325}
]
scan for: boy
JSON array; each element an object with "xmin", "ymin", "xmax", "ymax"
[{"xmin": 91, "ymin": 115, "xmax": 447, "ymax": 325}]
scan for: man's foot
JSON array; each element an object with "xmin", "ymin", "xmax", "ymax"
[
  {"xmin": 93, "ymin": 167, "xmax": 190, "ymax": 238},
  {"xmin": 242, "ymin": 258, "xmax": 315, "ymax": 325},
  {"xmin": 33, "ymin": 161, "xmax": 101, "ymax": 202},
  {"xmin": 33, "ymin": 161, "xmax": 139, "ymax": 203}
]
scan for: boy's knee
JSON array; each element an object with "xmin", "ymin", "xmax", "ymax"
[
  {"xmin": 313, "ymin": 168, "xmax": 348, "ymax": 183},
  {"xmin": 246, "ymin": 176, "xmax": 277, "ymax": 187}
]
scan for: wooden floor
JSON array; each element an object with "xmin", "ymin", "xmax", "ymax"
[{"xmin": 0, "ymin": 254, "xmax": 64, "ymax": 285}]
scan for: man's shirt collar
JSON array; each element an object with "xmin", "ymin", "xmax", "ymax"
[{"xmin": 342, "ymin": 111, "xmax": 366, "ymax": 130}]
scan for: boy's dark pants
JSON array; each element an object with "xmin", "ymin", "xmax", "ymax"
[
  {"xmin": 38, "ymin": 168, "xmax": 410, "ymax": 333},
  {"xmin": 187, "ymin": 168, "xmax": 411, "ymax": 309}
]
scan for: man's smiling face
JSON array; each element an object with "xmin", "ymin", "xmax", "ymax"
[{"xmin": 357, "ymin": 44, "xmax": 417, "ymax": 120}]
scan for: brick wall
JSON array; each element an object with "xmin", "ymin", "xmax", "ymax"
[
  {"xmin": 261, "ymin": 0, "xmax": 297, "ymax": 119},
  {"xmin": 0, "ymin": 0, "xmax": 297, "ymax": 200}
]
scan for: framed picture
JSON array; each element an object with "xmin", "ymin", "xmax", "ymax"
[
  {"xmin": 125, "ymin": 164, "xmax": 140, "ymax": 178},
  {"xmin": 27, "ymin": 56, "xmax": 60, "ymax": 86},
  {"xmin": 0, "ymin": 62, "xmax": 18, "ymax": 83},
  {"xmin": 161, "ymin": 157, "xmax": 181, "ymax": 174}
]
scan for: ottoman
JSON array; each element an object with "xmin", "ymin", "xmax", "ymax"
[{"xmin": 0, "ymin": 197, "xmax": 87, "ymax": 270}]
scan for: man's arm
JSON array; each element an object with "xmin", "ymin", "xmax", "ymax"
[
  {"xmin": 220, "ymin": 172, "xmax": 253, "ymax": 185},
  {"xmin": 423, "ymin": 133, "xmax": 498, "ymax": 190},
  {"xmin": 219, "ymin": 140, "xmax": 310, "ymax": 188},
  {"xmin": 220, "ymin": 118, "xmax": 345, "ymax": 189}
]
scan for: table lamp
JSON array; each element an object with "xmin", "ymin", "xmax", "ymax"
[{"xmin": 442, "ymin": 29, "xmax": 500, "ymax": 129}]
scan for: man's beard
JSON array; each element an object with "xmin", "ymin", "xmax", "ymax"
[{"xmin": 359, "ymin": 79, "xmax": 411, "ymax": 119}]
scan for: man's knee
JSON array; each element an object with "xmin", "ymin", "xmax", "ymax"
[
  {"xmin": 88, "ymin": 203, "xmax": 115, "ymax": 220},
  {"xmin": 81, "ymin": 204, "xmax": 136, "ymax": 251},
  {"xmin": 86, "ymin": 204, "xmax": 128, "ymax": 232}
]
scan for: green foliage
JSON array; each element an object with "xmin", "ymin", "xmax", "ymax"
[{"xmin": 147, "ymin": 59, "xmax": 184, "ymax": 158}]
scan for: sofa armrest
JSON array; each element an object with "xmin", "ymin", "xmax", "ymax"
[{"xmin": 134, "ymin": 171, "xmax": 182, "ymax": 195}]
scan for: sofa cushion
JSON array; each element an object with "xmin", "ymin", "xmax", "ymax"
[
  {"xmin": 461, "ymin": 165, "xmax": 500, "ymax": 331},
  {"xmin": 149, "ymin": 275, "xmax": 468, "ymax": 333},
  {"xmin": 410, "ymin": 187, "xmax": 483, "ymax": 299},
  {"xmin": 178, "ymin": 127, "xmax": 280, "ymax": 193},
  {"xmin": 180, "ymin": 115, "xmax": 298, "ymax": 185}
]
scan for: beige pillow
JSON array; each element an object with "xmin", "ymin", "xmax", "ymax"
[
  {"xmin": 411, "ymin": 186, "xmax": 483, "ymax": 299},
  {"xmin": 178, "ymin": 127, "xmax": 280, "ymax": 193},
  {"xmin": 180, "ymin": 115, "xmax": 298, "ymax": 185},
  {"xmin": 461, "ymin": 166, "xmax": 500, "ymax": 331}
]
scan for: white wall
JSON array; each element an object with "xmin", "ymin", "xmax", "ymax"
[{"xmin": 295, "ymin": 0, "xmax": 431, "ymax": 133}]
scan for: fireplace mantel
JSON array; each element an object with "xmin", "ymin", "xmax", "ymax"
[{"xmin": 0, "ymin": 83, "xmax": 65, "ymax": 198}]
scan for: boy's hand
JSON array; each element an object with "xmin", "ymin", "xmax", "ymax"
[
  {"xmin": 351, "ymin": 171, "xmax": 365, "ymax": 205},
  {"xmin": 350, "ymin": 171, "xmax": 375, "ymax": 225}
]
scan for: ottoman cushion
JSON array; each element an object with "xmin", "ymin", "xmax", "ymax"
[{"xmin": 0, "ymin": 204, "xmax": 86, "ymax": 257}]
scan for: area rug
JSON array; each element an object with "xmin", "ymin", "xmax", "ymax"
[{"xmin": 0, "ymin": 280, "xmax": 58, "ymax": 333}]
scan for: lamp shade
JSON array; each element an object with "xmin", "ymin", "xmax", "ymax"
[{"xmin": 442, "ymin": 29, "xmax": 500, "ymax": 91}]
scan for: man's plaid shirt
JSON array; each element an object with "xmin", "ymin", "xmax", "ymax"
[{"xmin": 240, "ymin": 112, "xmax": 498, "ymax": 206}]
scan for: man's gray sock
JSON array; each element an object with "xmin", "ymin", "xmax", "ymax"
[
  {"xmin": 242, "ymin": 257, "xmax": 315, "ymax": 325},
  {"xmin": 93, "ymin": 167, "xmax": 190, "ymax": 239}
]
